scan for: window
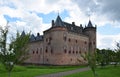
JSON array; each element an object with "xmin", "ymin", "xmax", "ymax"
[
  {"xmin": 93, "ymin": 42, "xmax": 95, "ymax": 45},
  {"xmin": 36, "ymin": 51, "xmax": 38, "ymax": 54},
  {"xmin": 36, "ymin": 48, "xmax": 38, "ymax": 54},
  {"xmin": 63, "ymin": 33, "xmax": 67, "ymax": 41},
  {"xmin": 45, "ymin": 49, "xmax": 48, "ymax": 53},
  {"xmin": 76, "ymin": 51, "xmax": 78, "ymax": 54},
  {"xmin": 46, "ymin": 59, "xmax": 49, "ymax": 61},
  {"xmin": 51, "ymin": 49, "xmax": 53, "ymax": 54},
  {"xmin": 33, "ymin": 51, "xmax": 35, "ymax": 54},
  {"xmin": 40, "ymin": 48, "xmax": 42, "ymax": 54},
  {"xmin": 68, "ymin": 38, "xmax": 71, "ymax": 42},
  {"xmin": 64, "ymin": 37, "xmax": 67, "ymax": 41},
  {"xmin": 71, "ymin": 27, "xmax": 73, "ymax": 30},
  {"xmin": 49, "ymin": 37, "xmax": 52, "ymax": 41},
  {"xmin": 79, "ymin": 51, "xmax": 81, "ymax": 54},
  {"xmin": 76, "ymin": 40, "xmax": 77, "ymax": 43},
  {"xmin": 71, "ymin": 58, "xmax": 72, "ymax": 61},
  {"xmin": 84, "ymin": 41, "xmax": 87, "ymax": 44},
  {"xmin": 64, "ymin": 49, "xmax": 67, "ymax": 53},
  {"xmin": 89, "ymin": 42, "xmax": 92, "ymax": 45},
  {"xmin": 73, "ymin": 51, "xmax": 75, "ymax": 54},
  {"xmin": 69, "ymin": 50, "xmax": 71, "ymax": 54},
  {"xmin": 46, "ymin": 38, "xmax": 48, "ymax": 42},
  {"xmin": 84, "ymin": 58, "xmax": 86, "ymax": 61}
]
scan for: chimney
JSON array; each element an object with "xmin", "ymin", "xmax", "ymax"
[
  {"xmin": 37, "ymin": 33, "xmax": 40, "ymax": 36},
  {"xmin": 52, "ymin": 20, "xmax": 54, "ymax": 27},
  {"xmin": 80, "ymin": 24, "xmax": 82, "ymax": 27},
  {"xmin": 72, "ymin": 22, "xmax": 75, "ymax": 26}
]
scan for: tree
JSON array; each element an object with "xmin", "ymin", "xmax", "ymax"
[
  {"xmin": 113, "ymin": 42, "xmax": 120, "ymax": 66},
  {"xmin": 78, "ymin": 50, "xmax": 97, "ymax": 77},
  {"xmin": 87, "ymin": 51, "xmax": 97, "ymax": 77},
  {"xmin": 96, "ymin": 48, "xmax": 114, "ymax": 67},
  {"xmin": 0, "ymin": 26, "xmax": 30, "ymax": 77}
]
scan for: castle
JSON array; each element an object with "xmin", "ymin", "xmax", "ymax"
[{"xmin": 23, "ymin": 15, "xmax": 96, "ymax": 65}]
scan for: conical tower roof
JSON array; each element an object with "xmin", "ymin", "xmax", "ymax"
[
  {"xmin": 54, "ymin": 15, "xmax": 64, "ymax": 27},
  {"xmin": 21, "ymin": 31, "xmax": 25, "ymax": 36},
  {"xmin": 87, "ymin": 20, "xmax": 93, "ymax": 27}
]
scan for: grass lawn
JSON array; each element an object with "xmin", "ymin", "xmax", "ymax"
[
  {"xmin": 0, "ymin": 64, "xmax": 85, "ymax": 77},
  {"xmin": 64, "ymin": 65, "xmax": 120, "ymax": 77}
]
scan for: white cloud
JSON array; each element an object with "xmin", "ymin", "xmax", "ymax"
[
  {"xmin": 0, "ymin": 0, "xmax": 120, "ymax": 49},
  {"xmin": 97, "ymin": 33, "xmax": 120, "ymax": 49}
]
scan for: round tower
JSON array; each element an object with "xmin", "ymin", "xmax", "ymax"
[
  {"xmin": 43, "ymin": 15, "xmax": 67, "ymax": 65},
  {"xmin": 83, "ymin": 20, "xmax": 96, "ymax": 53}
]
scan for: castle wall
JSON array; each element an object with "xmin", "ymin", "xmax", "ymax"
[
  {"xmin": 25, "ymin": 41, "xmax": 43, "ymax": 64},
  {"xmin": 43, "ymin": 27, "xmax": 89, "ymax": 65}
]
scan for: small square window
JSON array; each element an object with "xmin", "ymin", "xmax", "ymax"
[
  {"xmin": 64, "ymin": 49, "xmax": 67, "ymax": 53},
  {"xmin": 76, "ymin": 40, "xmax": 77, "ymax": 43},
  {"xmin": 69, "ymin": 50, "xmax": 71, "ymax": 54},
  {"xmin": 33, "ymin": 51, "xmax": 34, "ymax": 54},
  {"xmin": 68, "ymin": 38, "xmax": 71, "ymax": 42}
]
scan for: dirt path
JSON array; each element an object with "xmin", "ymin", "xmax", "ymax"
[{"xmin": 35, "ymin": 67, "xmax": 90, "ymax": 77}]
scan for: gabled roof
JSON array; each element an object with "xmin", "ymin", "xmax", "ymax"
[
  {"xmin": 29, "ymin": 33, "xmax": 43, "ymax": 42},
  {"xmin": 87, "ymin": 20, "xmax": 93, "ymax": 27},
  {"xmin": 54, "ymin": 15, "xmax": 64, "ymax": 27}
]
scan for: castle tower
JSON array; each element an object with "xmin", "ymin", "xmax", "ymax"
[
  {"xmin": 83, "ymin": 20, "xmax": 96, "ymax": 53},
  {"xmin": 43, "ymin": 15, "xmax": 67, "ymax": 65}
]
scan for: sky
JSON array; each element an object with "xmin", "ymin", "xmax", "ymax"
[{"xmin": 0, "ymin": 0, "xmax": 120, "ymax": 49}]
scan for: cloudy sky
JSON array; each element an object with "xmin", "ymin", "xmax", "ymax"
[{"xmin": 0, "ymin": 0, "xmax": 120, "ymax": 49}]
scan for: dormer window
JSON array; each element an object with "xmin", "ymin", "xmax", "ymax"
[{"xmin": 71, "ymin": 27, "xmax": 73, "ymax": 30}]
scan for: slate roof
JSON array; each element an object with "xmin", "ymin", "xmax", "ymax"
[
  {"xmin": 87, "ymin": 20, "xmax": 93, "ymax": 27},
  {"xmin": 30, "ymin": 33, "xmax": 43, "ymax": 42},
  {"xmin": 63, "ymin": 22, "xmax": 83, "ymax": 34},
  {"xmin": 54, "ymin": 15, "xmax": 64, "ymax": 27},
  {"xmin": 21, "ymin": 31, "xmax": 25, "ymax": 36}
]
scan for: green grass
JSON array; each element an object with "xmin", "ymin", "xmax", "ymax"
[
  {"xmin": 0, "ymin": 64, "xmax": 85, "ymax": 77},
  {"xmin": 64, "ymin": 66, "xmax": 120, "ymax": 77}
]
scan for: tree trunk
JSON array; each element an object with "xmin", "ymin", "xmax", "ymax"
[{"xmin": 8, "ymin": 71, "xmax": 11, "ymax": 77}]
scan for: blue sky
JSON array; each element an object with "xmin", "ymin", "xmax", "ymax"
[{"xmin": 0, "ymin": 0, "xmax": 120, "ymax": 49}]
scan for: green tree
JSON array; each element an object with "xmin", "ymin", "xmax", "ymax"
[
  {"xmin": 96, "ymin": 49, "xmax": 113, "ymax": 67},
  {"xmin": 87, "ymin": 51, "xmax": 97, "ymax": 77},
  {"xmin": 0, "ymin": 26, "xmax": 30, "ymax": 77},
  {"xmin": 113, "ymin": 42, "xmax": 120, "ymax": 66},
  {"xmin": 79, "ymin": 50, "xmax": 97, "ymax": 77}
]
